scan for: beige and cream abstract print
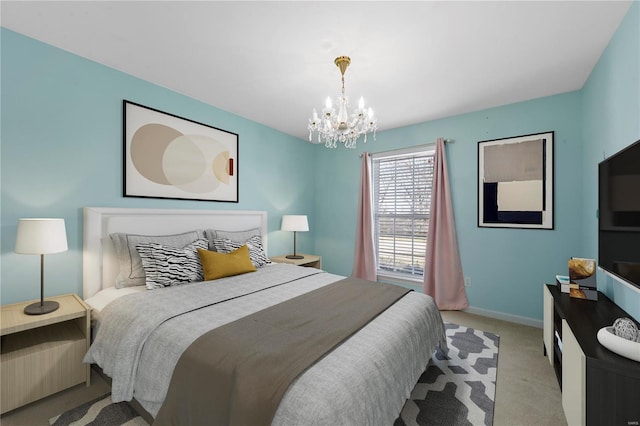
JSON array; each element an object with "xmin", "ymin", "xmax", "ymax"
[{"xmin": 124, "ymin": 101, "xmax": 238, "ymax": 202}]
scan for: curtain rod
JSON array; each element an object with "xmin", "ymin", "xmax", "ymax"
[{"xmin": 359, "ymin": 139, "xmax": 454, "ymax": 158}]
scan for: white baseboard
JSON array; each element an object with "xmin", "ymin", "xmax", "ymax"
[{"xmin": 463, "ymin": 306, "xmax": 543, "ymax": 329}]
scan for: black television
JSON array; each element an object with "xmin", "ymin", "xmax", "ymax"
[{"xmin": 598, "ymin": 138, "xmax": 640, "ymax": 290}]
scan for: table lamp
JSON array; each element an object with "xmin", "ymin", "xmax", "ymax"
[
  {"xmin": 15, "ymin": 218, "xmax": 68, "ymax": 315},
  {"xmin": 281, "ymin": 215, "xmax": 308, "ymax": 259}
]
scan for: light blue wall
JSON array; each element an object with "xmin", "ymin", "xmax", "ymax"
[
  {"xmin": 581, "ymin": 2, "xmax": 640, "ymax": 320},
  {"xmin": 3, "ymin": 2, "xmax": 639, "ymax": 323},
  {"xmin": 314, "ymin": 2, "xmax": 640, "ymax": 323},
  {"xmin": 0, "ymin": 29, "xmax": 316, "ymax": 304},
  {"xmin": 314, "ymin": 93, "xmax": 584, "ymax": 322}
]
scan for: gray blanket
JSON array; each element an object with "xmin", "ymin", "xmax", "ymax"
[
  {"xmin": 154, "ymin": 278, "xmax": 411, "ymax": 426},
  {"xmin": 84, "ymin": 263, "xmax": 445, "ymax": 425}
]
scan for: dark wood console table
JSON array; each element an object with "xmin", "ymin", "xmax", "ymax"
[{"xmin": 543, "ymin": 284, "xmax": 640, "ymax": 426}]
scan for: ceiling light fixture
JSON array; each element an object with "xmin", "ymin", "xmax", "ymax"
[{"xmin": 308, "ymin": 56, "xmax": 377, "ymax": 149}]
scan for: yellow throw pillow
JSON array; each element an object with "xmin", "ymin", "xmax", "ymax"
[{"xmin": 197, "ymin": 245, "xmax": 257, "ymax": 280}]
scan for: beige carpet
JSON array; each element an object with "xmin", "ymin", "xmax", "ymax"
[
  {"xmin": 1, "ymin": 310, "xmax": 567, "ymax": 426},
  {"xmin": 441, "ymin": 311, "xmax": 566, "ymax": 426}
]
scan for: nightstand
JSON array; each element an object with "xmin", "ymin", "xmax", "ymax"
[
  {"xmin": 270, "ymin": 254, "xmax": 322, "ymax": 269},
  {"xmin": 0, "ymin": 293, "xmax": 91, "ymax": 414}
]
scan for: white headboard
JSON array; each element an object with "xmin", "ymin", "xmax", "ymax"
[{"xmin": 83, "ymin": 207, "xmax": 268, "ymax": 299}]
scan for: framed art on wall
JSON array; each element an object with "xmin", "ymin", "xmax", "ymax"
[
  {"xmin": 478, "ymin": 131, "xmax": 554, "ymax": 229},
  {"xmin": 123, "ymin": 100, "xmax": 238, "ymax": 202}
]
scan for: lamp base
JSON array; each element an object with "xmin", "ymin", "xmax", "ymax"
[
  {"xmin": 285, "ymin": 254, "xmax": 304, "ymax": 260},
  {"xmin": 24, "ymin": 300, "xmax": 59, "ymax": 315}
]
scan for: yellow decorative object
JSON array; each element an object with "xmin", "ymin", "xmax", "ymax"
[{"xmin": 197, "ymin": 245, "xmax": 256, "ymax": 281}]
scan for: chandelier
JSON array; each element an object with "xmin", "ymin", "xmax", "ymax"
[{"xmin": 308, "ymin": 56, "xmax": 377, "ymax": 149}]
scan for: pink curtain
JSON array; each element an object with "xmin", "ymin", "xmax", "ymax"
[
  {"xmin": 423, "ymin": 138, "xmax": 469, "ymax": 310},
  {"xmin": 352, "ymin": 152, "xmax": 377, "ymax": 281}
]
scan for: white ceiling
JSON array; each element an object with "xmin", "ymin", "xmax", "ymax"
[{"xmin": 1, "ymin": 1, "xmax": 632, "ymax": 142}]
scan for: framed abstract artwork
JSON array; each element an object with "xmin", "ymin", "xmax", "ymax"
[
  {"xmin": 123, "ymin": 100, "xmax": 238, "ymax": 202},
  {"xmin": 478, "ymin": 131, "xmax": 554, "ymax": 229}
]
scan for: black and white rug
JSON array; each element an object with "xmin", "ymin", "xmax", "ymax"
[
  {"xmin": 50, "ymin": 323, "xmax": 499, "ymax": 426},
  {"xmin": 395, "ymin": 323, "xmax": 500, "ymax": 426},
  {"xmin": 49, "ymin": 394, "xmax": 147, "ymax": 426}
]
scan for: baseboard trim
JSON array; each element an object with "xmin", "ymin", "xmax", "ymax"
[{"xmin": 463, "ymin": 306, "xmax": 543, "ymax": 329}]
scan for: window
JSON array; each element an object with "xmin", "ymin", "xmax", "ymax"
[{"xmin": 372, "ymin": 146, "xmax": 435, "ymax": 282}]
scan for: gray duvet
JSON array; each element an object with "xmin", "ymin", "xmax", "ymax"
[{"xmin": 84, "ymin": 263, "xmax": 445, "ymax": 425}]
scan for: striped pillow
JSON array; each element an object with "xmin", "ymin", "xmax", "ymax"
[
  {"xmin": 136, "ymin": 239, "xmax": 208, "ymax": 290},
  {"xmin": 213, "ymin": 235, "xmax": 271, "ymax": 268}
]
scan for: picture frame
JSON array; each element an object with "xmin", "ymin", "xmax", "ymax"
[
  {"xmin": 478, "ymin": 131, "xmax": 554, "ymax": 229},
  {"xmin": 123, "ymin": 100, "xmax": 238, "ymax": 203}
]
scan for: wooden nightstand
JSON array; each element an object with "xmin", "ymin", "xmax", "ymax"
[
  {"xmin": 0, "ymin": 293, "xmax": 91, "ymax": 414},
  {"xmin": 270, "ymin": 254, "xmax": 322, "ymax": 269}
]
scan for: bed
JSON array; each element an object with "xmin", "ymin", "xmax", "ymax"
[{"xmin": 82, "ymin": 207, "xmax": 445, "ymax": 425}]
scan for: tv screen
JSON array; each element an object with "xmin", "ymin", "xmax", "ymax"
[{"xmin": 598, "ymin": 138, "xmax": 640, "ymax": 289}]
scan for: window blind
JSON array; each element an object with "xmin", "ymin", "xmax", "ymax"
[{"xmin": 372, "ymin": 148, "xmax": 435, "ymax": 279}]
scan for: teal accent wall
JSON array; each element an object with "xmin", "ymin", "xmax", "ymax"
[
  {"xmin": 314, "ymin": 93, "xmax": 584, "ymax": 322},
  {"xmin": 314, "ymin": 1, "xmax": 640, "ymax": 323},
  {"xmin": 0, "ymin": 28, "xmax": 316, "ymax": 304},
  {"xmin": 2, "ymin": 2, "xmax": 639, "ymax": 323},
  {"xmin": 581, "ymin": 1, "xmax": 640, "ymax": 320}
]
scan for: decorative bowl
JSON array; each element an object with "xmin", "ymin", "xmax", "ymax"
[{"xmin": 597, "ymin": 326, "xmax": 640, "ymax": 362}]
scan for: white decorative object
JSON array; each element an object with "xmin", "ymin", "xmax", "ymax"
[
  {"xmin": 308, "ymin": 56, "xmax": 377, "ymax": 149},
  {"xmin": 613, "ymin": 317, "xmax": 639, "ymax": 341},
  {"xmin": 597, "ymin": 326, "xmax": 640, "ymax": 362}
]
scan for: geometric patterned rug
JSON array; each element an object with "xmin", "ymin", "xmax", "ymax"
[
  {"xmin": 395, "ymin": 323, "xmax": 500, "ymax": 426},
  {"xmin": 50, "ymin": 323, "xmax": 498, "ymax": 426},
  {"xmin": 49, "ymin": 393, "xmax": 147, "ymax": 426}
]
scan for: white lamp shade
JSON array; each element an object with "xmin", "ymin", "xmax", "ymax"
[
  {"xmin": 281, "ymin": 215, "xmax": 309, "ymax": 232},
  {"xmin": 15, "ymin": 218, "xmax": 68, "ymax": 255}
]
